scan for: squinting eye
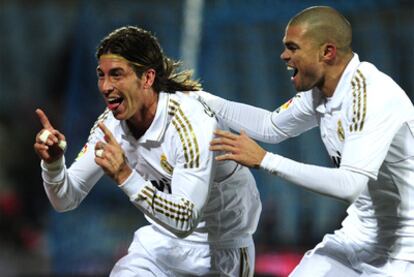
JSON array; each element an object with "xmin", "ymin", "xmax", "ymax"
[{"xmin": 111, "ymin": 70, "xmax": 124, "ymax": 79}]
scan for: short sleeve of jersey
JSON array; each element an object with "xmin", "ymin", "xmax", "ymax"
[
  {"xmin": 340, "ymin": 67, "xmax": 407, "ymax": 179},
  {"xmin": 270, "ymin": 90, "xmax": 320, "ymax": 138}
]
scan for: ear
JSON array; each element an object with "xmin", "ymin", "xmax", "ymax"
[
  {"xmin": 143, "ymin": 69, "xmax": 156, "ymax": 89},
  {"xmin": 320, "ymin": 43, "xmax": 337, "ymax": 63}
]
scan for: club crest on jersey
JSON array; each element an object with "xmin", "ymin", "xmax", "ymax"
[
  {"xmin": 275, "ymin": 99, "xmax": 293, "ymax": 114},
  {"xmin": 275, "ymin": 94, "xmax": 301, "ymax": 114},
  {"xmin": 160, "ymin": 153, "xmax": 174, "ymax": 174},
  {"xmin": 76, "ymin": 144, "xmax": 88, "ymax": 160},
  {"xmin": 337, "ymin": 120, "xmax": 345, "ymax": 141}
]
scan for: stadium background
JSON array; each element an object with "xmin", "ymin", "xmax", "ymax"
[{"xmin": 0, "ymin": 0, "xmax": 413, "ymax": 276}]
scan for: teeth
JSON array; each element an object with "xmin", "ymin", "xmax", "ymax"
[
  {"xmin": 287, "ymin": 65, "xmax": 298, "ymax": 78},
  {"xmin": 108, "ymin": 97, "xmax": 121, "ymax": 104}
]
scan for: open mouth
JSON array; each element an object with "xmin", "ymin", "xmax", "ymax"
[
  {"xmin": 287, "ymin": 65, "xmax": 298, "ymax": 79},
  {"xmin": 107, "ymin": 96, "xmax": 124, "ymax": 111}
]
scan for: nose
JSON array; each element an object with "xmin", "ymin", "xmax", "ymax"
[
  {"xmin": 280, "ymin": 49, "xmax": 289, "ymax": 61},
  {"xmin": 101, "ymin": 77, "xmax": 114, "ymax": 93}
]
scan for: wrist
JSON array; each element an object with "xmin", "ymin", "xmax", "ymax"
[
  {"xmin": 260, "ymin": 152, "xmax": 283, "ymax": 174},
  {"xmin": 254, "ymin": 148, "xmax": 267, "ymax": 168},
  {"xmin": 118, "ymin": 171, "xmax": 147, "ymax": 199},
  {"xmin": 42, "ymin": 156, "xmax": 64, "ymax": 171},
  {"xmin": 115, "ymin": 164, "xmax": 132, "ymax": 186}
]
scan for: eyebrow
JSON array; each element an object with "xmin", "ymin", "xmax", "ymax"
[
  {"xmin": 284, "ymin": 41, "xmax": 299, "ymax": 48},
  {"xmin": 96, "ymin": 67, "xmax": 125, "ymax": 73}
]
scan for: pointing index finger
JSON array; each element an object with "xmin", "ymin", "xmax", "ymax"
[
  {"xmin": 98, "ymin": 122, "xmax": 116, "ymax": 143},
  {"xmin": 36, "ymin": 108, "xmax": 54, "ymax": 129}
]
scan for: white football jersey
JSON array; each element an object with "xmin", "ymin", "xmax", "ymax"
[
  {"xmin": 270, "ymin": 54, "xmax": 414, "ymax": 260},
  {"xmin": 42, "ymin": 92, "xmax": 261, "ymax": 248},
  {"xmin": 198, "ymin": 53, "xmax": 414, "ymax": 261}
]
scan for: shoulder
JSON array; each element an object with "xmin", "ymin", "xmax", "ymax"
[
  {"xmin": 356, "ymin": 62, "xmax": 404, "ymax": 96},
  {"xmin": 166, "ymin": 92, "xmax": 218, "ymax": 146},
  {"xmin": 165, "ymin": 92, "xmax": 218, "ymax": 165},
  {"xmin": 283, "ymin": 90, "xmax": 321, "ymax": 113},
  {"xmin": 343, "ymin": 62, "xmax": 413, "ymax": 129},
  {"xmin": 169, "ymin": 91, "xmax": 218, "ymax": 124},
  {"xmin": 87, "ymin": 108, "xmax": 119, "ymax": 143},
  {"xmin": 350, "ymin": 62, "xmax": 408, "ymax": 110}
]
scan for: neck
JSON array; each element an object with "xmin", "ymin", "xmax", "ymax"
[
  {"xmin": 320, "ymin": 52, "xmax": 353, "ymax": 98},
  {"xmin": 127, "ymin": 92, "xmax": 159, "ymax": 139}
]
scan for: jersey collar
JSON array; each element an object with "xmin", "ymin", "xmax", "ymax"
[
  {"xmin": 316, "ymin": 53, "xmax": 361, "ymax": 114},
  {"xmin": 121, "ymin": 92, "xmax": 169, "ymax": 144}
]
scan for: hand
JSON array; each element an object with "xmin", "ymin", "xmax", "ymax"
[
  {"xmin": 94, "ymin": 122, "xmax": 132, "ymax": 185},
  {"xmin": 34, "ymin": 109, "xmax": 67, "ymax": 163},
  {"xmin": 209, "ymin": 129, "xmax": 267, "ymax": 168}
]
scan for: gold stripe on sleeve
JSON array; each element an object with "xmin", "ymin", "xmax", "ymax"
[
  {"xmin": 153, "ymin": 195, "xmax": 194, "ymax": 222},
  {"xmin": 138, "ymin": 185, "xmax": 156, "ymax": 208},
  {"xmin": 177, "ymin": 107, "xmax": 200, "ymax": 168},
  {"xmin": 355, "ymin": 75, "xmax": 362, "ymax": 130},
  {"xmin": 87, "ymin": 108, "xmax": 111, "ymax": 142},
  {"xmin": 357, "ymin": 69, "xmax": 367, "ymax": 131},
  {"xmin": 171, "ymin": 119, "xmax": 190, "ymax": 166},
  {"xmin": 173, "ymin": 113, "xmax": 194, "ymax": 168},
  {"xmin": 350, "ymin": 70, "xmax": 367, "ymax": 133},
  {"xmin": 168, "ymin": 101, "xmax": 178, "ymax": 116},
  {"xmin": 169, "ymin": 99, "xmax": 191, "ymax": 168},
  {"xmin": 169, "ymin": 99, "xmax": 201, "ymax": 168},
  {"xmin": 138, "ymin": 184, "xmax": 195, "ymax": 223},
  {"xmin": 350, "ymin": 80, "xmax": 357, "ymax": 132},
  {"xmin": 170, "ymin": 99, "xmax": 180, "ymax": 107}
]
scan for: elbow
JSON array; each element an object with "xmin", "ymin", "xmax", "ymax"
[
  {"xmin": 340, "ymin": 170, "xmax": 369, "ymax": 203},
  {"xmin": 345, "ymin": 187, "xmax": 365, "ymax": 203},
  {"xmin": 344, "ymin": 194, "xmax": 358, "ymax": 203},
  {"xmin": 48, "ymin": 198, "xmax": 79, "ymax": 213},
  {"xmin": 50, "ymin": 203, "xmax": 75, "ymax": 213}
]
